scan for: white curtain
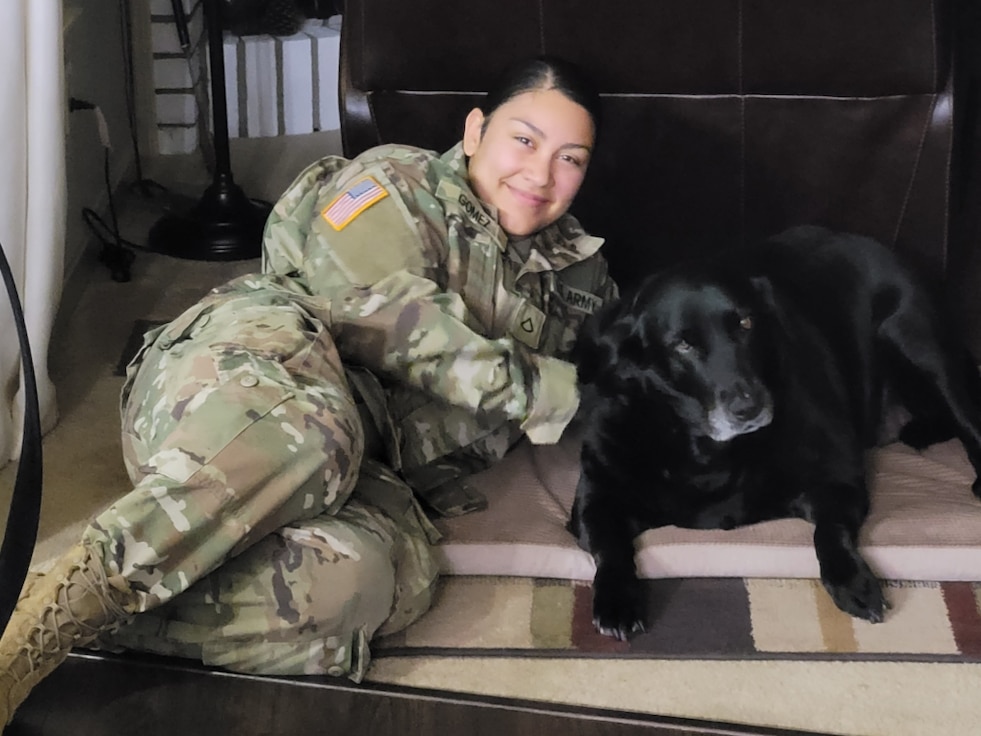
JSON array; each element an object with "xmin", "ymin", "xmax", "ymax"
[{"xmin": 0, "ymin": 1, "xmax": 65, "ymax": 466}]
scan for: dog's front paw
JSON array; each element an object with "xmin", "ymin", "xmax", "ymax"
[
  {"xmin": 591, "ymin": 569, "xmax": 647, "ymax": 641},
  {"xmin": 821, "ymin": 563, "xmax": 889, "ymax": 623}
]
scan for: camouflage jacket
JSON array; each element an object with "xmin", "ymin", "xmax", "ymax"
[{"xmin": 262, "ymin": 142, "xmax": 617, "ymax": 515}]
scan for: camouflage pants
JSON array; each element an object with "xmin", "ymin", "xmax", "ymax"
[{"xmin": 82, "ymin": 275, "xmax": 440, "ymax": 680}]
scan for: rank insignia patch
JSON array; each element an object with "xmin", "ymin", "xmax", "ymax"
[{"xmin": 322, "ymin": 177, "xmax": 389, "ymax": 230}]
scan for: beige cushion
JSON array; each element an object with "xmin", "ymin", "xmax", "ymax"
[{"xmin": 435, "ymin": 434, "xmax": 981, "ymax": 582}]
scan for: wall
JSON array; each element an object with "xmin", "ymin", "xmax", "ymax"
[{"xmin": 62, "ymin": 0, "xmax": 138, "ymax": 281}]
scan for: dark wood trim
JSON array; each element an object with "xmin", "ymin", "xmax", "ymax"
[{"xmin": 8, "ymin": 651, "xmax": 831, "ymax": 736}]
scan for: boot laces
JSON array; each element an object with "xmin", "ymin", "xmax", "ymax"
[{"xmin": 15, "ymin": 557, "xmax": 131, "ymax": 676}]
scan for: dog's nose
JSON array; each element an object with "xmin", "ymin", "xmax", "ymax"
[{"xmin": 724, "ymin": 383, "xmax": 764, "ymax": 421}]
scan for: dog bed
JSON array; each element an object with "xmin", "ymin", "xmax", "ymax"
[{"xmin": 435, "ymin": 431, "xmax": 981, "ymax": 583}]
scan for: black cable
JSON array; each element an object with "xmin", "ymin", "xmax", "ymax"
[
  {"xmin": 70, "ymin": 94, "xmax": 145, "ymax": 282},
  {"xmin": 117, "ymin": 0, "xmax": 171, "ymax": 198},
  {"xmin": 171, "ymin": 0, "xmax": 191, "ymax": 48},
  {"xmin": 0, "ymin": 239, "xmax": 43, "ymax": 637},
  {"xmin": 82, "ymin": 207, "xmax": 145, "ymax": 253},
  {"xmin": 104, "ymin": 148, "xmax": 122, "ymax": 253},
  {"xmin": 182, "ymin": 1, "xmax": 217, "ymax": 176},
  {"xmin": 118, "ymin": 0, "xmax": 145, "ymax": 188},
  {"xmin": 96, "ymin": 147, "xmax": 136, "ymax": 283}
]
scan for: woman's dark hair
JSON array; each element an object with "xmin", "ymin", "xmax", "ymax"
[{"xmin": 481, "ymin": 56, "xmax": 603, "ymax": 141}]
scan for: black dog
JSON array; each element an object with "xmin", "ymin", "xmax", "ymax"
[{"xmin": 569, "ymin": 225, "xmax": 981, "ymax": 640}]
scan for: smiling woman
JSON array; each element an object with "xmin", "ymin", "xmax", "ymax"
[
  {"xmin": 462, "ymin": 57, "xmax": 600, "ymax": 237},
  {"xmin": 464, "ymin": 90, "xmax": 592, "ymax": 237}
]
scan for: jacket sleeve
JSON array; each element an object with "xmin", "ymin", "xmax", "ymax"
[{"xmin": 327, "ymin": 270, "xmax": 578, "ymax": 445}]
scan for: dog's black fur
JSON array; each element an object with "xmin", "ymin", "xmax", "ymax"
[{"xmin": 569, "ymin": 225, "xmax": 981, "ymax": 640}]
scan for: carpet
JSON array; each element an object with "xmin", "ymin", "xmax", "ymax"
[{"xmin": 375, "ymin": 576, "xmax": 981, "ymax": 663}]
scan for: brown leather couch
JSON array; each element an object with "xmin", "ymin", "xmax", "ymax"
[{"xmin": 339, "ymin": 0, "xmax": 981, "ymax": 350}]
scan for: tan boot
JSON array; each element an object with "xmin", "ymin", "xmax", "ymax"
[{"xmin": 0, "ymin": 543, "xmax": 134, "ymax": 726}]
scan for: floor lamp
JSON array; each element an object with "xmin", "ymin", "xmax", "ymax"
[{"xmin": 148, "ymin": 0, "xmax": 271, "ymax": 261}]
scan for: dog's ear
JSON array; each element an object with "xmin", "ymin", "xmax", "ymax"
[
  {"xmin": 572, "ymin": 297, "xmax": 633, "ymax": 386},
  {"xmin": 750, "ymin": 274, "xmax": 792, "ymax": 334},
  {"xmin": 748, "ymin": 273, "xmax": 793, "ymax": 382},
  {"xmin": 750, "ymin": 275, "xmax": 776, "ymax": 311}
]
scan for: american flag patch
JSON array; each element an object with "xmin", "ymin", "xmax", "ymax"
[{"xmin": 321, "ymin": 176, "xmax": 389, "ymax": 230}]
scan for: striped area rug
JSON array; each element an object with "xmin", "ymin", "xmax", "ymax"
[{"xmin": 373, "ymin": 577, "xmax": 981, "ymax": 662}]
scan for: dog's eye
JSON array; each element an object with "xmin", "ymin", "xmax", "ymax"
[
  {"xmin": 739, "ymin": 316, "xmax": 753, "ymax": 330},
  {"xmin": 674, "ymin": 340, "xmax": 693, "ymax": 354}
]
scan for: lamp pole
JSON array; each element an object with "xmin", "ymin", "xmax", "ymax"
[{"xmin": 147, "ymin": 0, "xmax": 271, "ymax": 261}]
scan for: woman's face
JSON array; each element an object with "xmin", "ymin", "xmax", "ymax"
[{"xmin": 463, "ymin": 88, "xmax": 594, "ymax": 237}]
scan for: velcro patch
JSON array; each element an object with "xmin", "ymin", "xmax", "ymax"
[
  {"xmin": 321, "ymin": 177, "xmax": 389, "ymax": 230},
  {"xmin": 557, "ymin": 283, "xmax": 603, "ymax": 314},
  {"xmin": 508, "ymin": 299, "xmax": 545, "ymax": 349}
]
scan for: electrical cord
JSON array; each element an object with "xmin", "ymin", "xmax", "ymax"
[
  {"xmin": 82, "ymin": 205, "xmax": 145, "ymax": 254},
  {"xmin": 0, "ymin": 237, "xmax": 43, "ymax": 637},
  {"xmin": 118, "ymin": 0, "xmax": 170, "ymax": 199},
  {"xmin": 96, "ymin": 145, "xmax": 137, "ymax": 283},
  {"xmin": 73, "ymin": 2, "xmax": 195, "ymax": 283},
  {"xmin": 172, "ymin": 0, "xmax": 217, "ymax": 175},
  {"xmin": 119, "ymin": 0, "xmax": 145, "ymax": 188},
  {"xmin": 71, "ymin": 98, "xmax": 136, "ymax": 282}
]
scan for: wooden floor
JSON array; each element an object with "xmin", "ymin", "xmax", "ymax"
[{"xmin": 7, "ymin": 651, "xmax": 829, "ymax": 736}]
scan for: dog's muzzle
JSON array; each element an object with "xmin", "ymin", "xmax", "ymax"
[{"xmin": 706, "ymin": 383, "xmax": 774, "ymax": 441}]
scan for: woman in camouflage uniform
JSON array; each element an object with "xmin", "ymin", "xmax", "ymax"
[{"xmin": 0, "ymin": 56, "xmax": 617, "ymax": 723}]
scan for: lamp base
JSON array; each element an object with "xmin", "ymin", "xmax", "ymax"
[{"xmin": 147, "ymin": 174, "xmax": 272, "ymax": 261}]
